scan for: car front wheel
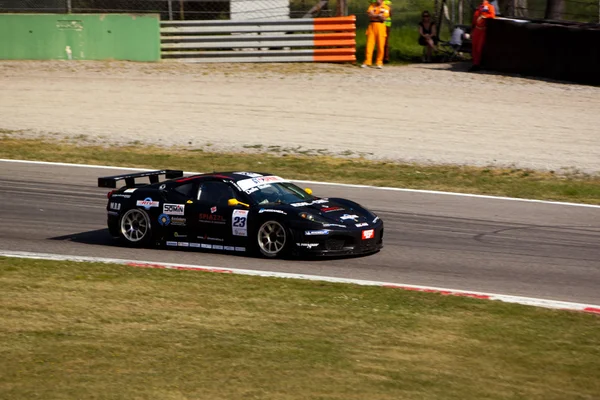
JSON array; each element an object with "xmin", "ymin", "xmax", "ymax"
[{"xmin": 257, "ymin": 220, "xmax": 288, "ymax": 258}]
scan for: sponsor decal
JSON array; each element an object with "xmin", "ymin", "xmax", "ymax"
[
  {"xmin": 321, "ymin": 206, "xmax": 343, "ymax": 213},
  {"xmin": 109, "ymin": 202, "xmax": 121, "ymax": 211},
  {"xmin": 259, "ymin": 208, "xmax": 287, "ymax": 215},
  {"xmin": 323, "ymin": 223, "xmax": 347, "ymax": 228},
  {"xmin": 164, "ymin": 203, "xmax": 185, "ymax": 216},
  {"xmin": 237, "ymin": 175, "xmax": 287, "ymax": 191},
  {"xmin": 201, "ymin": 243, "xmax": 212, "ymax": 249},
  {"xmin": 111, "ymin": 194, "xmax": 130, "ymax": 199},
  {"xmin": 190, "ymin": 243, "xmax": 201, "ymax": 248},
  {"xmin": 158, "ymin": 214, "xmax": 171, "ymax": 226},
  {"xmin": 213, "ymin": 245, "xmax": 224, "ymax": 250},
  {"xmin": 340, "ymin": 214, "xmax": 359, "ymax": 221},
  {"xmin": 245, "ymin": 187, "xmax": 260, "ymax": 195},
  {"xmin": 290, "ymin": 199, "xmax": 329, "ymax": 207},
  {"xmin": 224, "ymin": 246, "xmax": 235, "ymax": 251},
  {"xmin": 296, "ymin": 243, "xmax": 320, "ymax": 249},
  {"xmin": 362, "ymin": 229, "xmax": 375, "ymax": 240},
  {"xmin": 107, "ymin": 211, "xmax": 119, "ymax": 216},
  {"xmin": 210, "ymin": 206, "xmax": 217, "ymax": 214},
  {"xmin": 178, "ymin": 242, "xmax": 189, "ymax": 247},
  {"xmin": 171, "ymin": 217, "xmax": 186, "ymax": 226},
  {"xmin": 305, "ymin": 230, "xmax": 329, "ymax": 236},
  {"xmin": 174, "ymin": 232, "xmax": 187, "ymax": 238},
  {"xmin": 234, "ymin": 172, "xmax": 263, "ymax": 178},
  {"xmin": 199, "ymin": 213, "xmax": 226, "ymax": 225},
  {"xmin": 124, "ymin": 188, "xmax": 137, "ymax": 193},
  {"xmin": 355, "ymin": 222, "xmax": 368, "ymax": 228},
  {"xmin": 166, "ymin": 241, "xmax": 177, "ymax": 246},
  {"xmin": 137, "ymin": 197, "xmax": 159, "ymax": 210},
  {"xmin": 199, "ymin": 235, "xmax": 224, "ymax": 242},
  {"xmin": 232, "ymin": 209, "xmax": 249, "ymax": 236},
  {"xmin": 235, "ymin": 247, "xmax": 246, "ymax": 252}
]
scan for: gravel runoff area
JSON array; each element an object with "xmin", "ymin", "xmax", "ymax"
[{"xmin": 1, "ymin": 60, "xmax": 599, "ymax": 173}]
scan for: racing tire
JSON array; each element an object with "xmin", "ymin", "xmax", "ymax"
[
  {"xmin": 256, "ymin": 220, "xmax": 289, "ymax": 258},
  {"xmin": 118, "ymin": 208, "xmax": 152, "ymax": 247}
]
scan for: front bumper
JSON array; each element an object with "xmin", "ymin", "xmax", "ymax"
[{"xmin": 292, "ymin": 222, "xmax": 384, "ymax": 256}]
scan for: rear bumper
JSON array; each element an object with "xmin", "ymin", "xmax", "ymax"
[{"xmin": 292, "ymin": 222, "xmax": 384, "ymax": 257}]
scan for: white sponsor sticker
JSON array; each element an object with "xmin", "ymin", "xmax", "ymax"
[
  {"xmin": 235, "ymin": 247, "xmax": 246, "ymax": 252},
  {"xmin": 323, "ymin": 223, "xmax": 346, "ymax": 228},
  {"xmin": 259, "ymin": 208, "xmax": 287, "ymax": 215},
  {"xmin": 201, "ymin": 244, "xmax": 212, "ymax": 249},
  {"xmin": 237, "ymin": 175, "xmax": 288, "ymax": 191},
  {"xmin": 213, "ymin": 245, "xmax": 224, "ymax": 250},
  {"xmin": 305, "ymin": 230, "xmax": 329, "ymax": 236},
  {"xmin": 296, "ymin": 243, "xmax": 320, "ymax": 249},
  {"xmin": 190, "ymin": 243, "xmax": 201, "ymax": 248},
  {"xmin": 124, "ymin": 188, "xmax": 137, "ymax": 193},
  {"xmin": 136, "ymin": 198, "xmax": 159, "ymax": 209},
  {"xmin": 291, "ymin": 199, "xmax": 329, "ymax": 207},
  {"xmin": 224, "ymin": 246, "xmax": 235, "ymax": 251},
  {"xmin": 164, "ymin": 203, "xmax": 185, "ymax": 216},
  {"xmin": 166, "ymin": 241, "xmax": 177, "ymax": 246},
  {"xmin": 234, "ymin": 172, "xmax": 263, "ymax": 178},
  {"xmin": 178, "ymin": 242, "xmax": 189, "ymax": 247},
  {"xmin": 340, "ymin": 214, "xmax": 359, "ymax": 221},
  {"xmin": 232, "ymin": 209, "xmax": 249, "ymax": 237},
  {"xmin": 109, "ymin": 202, "xmax": 121, "ymax": 211},
  {"xmin": 355, "ymin": 222, "xmax": 368, "ymax": 228}
]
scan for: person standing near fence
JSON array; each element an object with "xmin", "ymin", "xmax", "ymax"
[
  {"xmin": 470, "ymin": 0, "xmax": 496, "ymax": 71},
  {"xmin": 383, "ymin": 0, "xmax": 393, "ymax": 63},
  {"xmin": 361, "ymin": 0, "xmax": 391, "ymax": 69}
]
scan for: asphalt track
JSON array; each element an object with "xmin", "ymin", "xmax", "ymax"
[{"xmin": 1, "ymin": 161, "xmax": 599, "ymax": 304}]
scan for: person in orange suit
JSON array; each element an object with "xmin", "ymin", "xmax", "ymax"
[
  {"xmin": 470, "ymin": 0, "xmax": 496, "ymax": 71},
  {"xmin": 361, "ymin": 0, "xmax": 391, "ymax": 69}
]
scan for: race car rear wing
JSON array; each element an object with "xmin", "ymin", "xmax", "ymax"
[{"xmin": 98, "ymin": 170, "xmax": 184, "ymax": 189}]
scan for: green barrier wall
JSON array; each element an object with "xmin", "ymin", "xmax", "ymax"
[{"xmin": 0, "ymin": 14, "xmax": 160, "ymax": 61}]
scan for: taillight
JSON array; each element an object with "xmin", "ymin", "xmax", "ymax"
[{"xmin": 107, "ymin": 190, "xmax": 115, "ymax": 199}]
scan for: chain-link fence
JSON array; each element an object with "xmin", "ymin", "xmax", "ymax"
[
  {"xmin": 1, "ymin": 0, "xmax": 597, "ymax": 22},
  {"xmin": 0, "ymin": 0, "xmax": 330, "ymax": 20}
]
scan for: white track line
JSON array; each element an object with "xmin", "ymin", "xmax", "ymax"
[
  {"xmin": 1, "ymin": 158, "xmax": 599, "ymax": 209},
  {"xmin": 1, "ymin": 250, "xmax": 599, "ymax": 315}
]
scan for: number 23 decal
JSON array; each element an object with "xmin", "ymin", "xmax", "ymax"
[
  {"xmin": 233, "ymin": 216, "xmax": 246, "ymax": 227},
  {"xmin": 232, "ymin": 210, "xmax": 249, "ymax": 236}
]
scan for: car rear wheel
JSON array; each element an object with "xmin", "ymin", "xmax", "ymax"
[
  {"xmin": 119, "ymin": 208, "xmax": 152, "ymax": 246},
  {"xmin": 257, "ymin": 220, "xmax": 288, "ymax": 258}
]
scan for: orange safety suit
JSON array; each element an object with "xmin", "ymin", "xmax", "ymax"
[
  {"xmin": 364, "ymin": 2, "xmax": 391, "ymax": 67},
  {"xmin": 471, "ymin": 0, "xmax": 496, "ymax": 66}
]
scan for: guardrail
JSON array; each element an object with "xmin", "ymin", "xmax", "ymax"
[{"xmin": 160, "ymin": 16, "xmax": 356, "ymax": 63}]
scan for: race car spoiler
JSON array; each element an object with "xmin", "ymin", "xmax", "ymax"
[{"xmin": 98, "ymin": 170, "xmax": 184, "ymax": 189}]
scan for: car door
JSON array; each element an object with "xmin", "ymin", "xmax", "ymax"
[
  {"xmin": 193, "ymin": 180, "xmax": 248, "ymax": 250},
  {"xmin": 160, "ymin": 181, "xmax": 197, "ymax": 243}
]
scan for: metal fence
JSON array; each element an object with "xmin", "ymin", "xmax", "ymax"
[{"xmin": 0, "ymin": 0, "xmax": 337, "ymax": 20}]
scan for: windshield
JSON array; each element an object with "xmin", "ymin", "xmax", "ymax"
[{"xmin": 245, "ymin": 182, "xmax": 314, "ymax": 205}]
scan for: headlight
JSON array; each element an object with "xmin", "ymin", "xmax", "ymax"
[{"xmin": 299, "ymin": 212, "xmax": 329, "ymax": 224}]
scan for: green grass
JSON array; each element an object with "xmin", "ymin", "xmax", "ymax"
[
  {"xmin": 1, "ymin": 137, "xmax": 600, "ymax": 204},
  {"xmin": 1, "ymin": 257, "xmax": 599, "ymax": 399}
]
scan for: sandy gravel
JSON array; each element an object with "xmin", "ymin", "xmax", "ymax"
[{"xmin": 1, "ymin": 60, "xmax": 599, "ymax": 173}]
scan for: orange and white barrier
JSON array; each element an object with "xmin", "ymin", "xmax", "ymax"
[{"xmin": 160, "ymin": 16, "xmax": 356, "ymax": 63}]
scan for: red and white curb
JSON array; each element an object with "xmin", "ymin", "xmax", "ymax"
[{"xmin": 1, "ymin": 250, "xmax": 599, "ymax": 315}]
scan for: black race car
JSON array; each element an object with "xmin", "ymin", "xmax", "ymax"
[{"xmin": 98, "ymin": 170, "xmax": 383, "ymax": 258}]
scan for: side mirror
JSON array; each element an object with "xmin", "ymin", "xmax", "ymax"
[
  {"xmin": 228, "ymin": 198, "xmax": 250, "ymax": 208},
  {"xmin": 304, "ymin": 188, "xmax": 313, "ymax": 195}
]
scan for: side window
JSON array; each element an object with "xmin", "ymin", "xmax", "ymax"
[
  {"xmin": 198, "ymin": 182, "xmax": 237, "ymax": 206},
  {"xmin": 172, "ymin": 183, "xmax": 195, "ymax": 199}
]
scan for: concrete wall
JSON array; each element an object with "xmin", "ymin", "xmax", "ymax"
[{"xmin": 0, "ymin": 14, "xmax": 161, "ymax": 61}]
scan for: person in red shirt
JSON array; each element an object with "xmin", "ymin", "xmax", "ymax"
[{"xmin": 470, "ymin": 0, "xmax": 496, "ymax": 71}]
